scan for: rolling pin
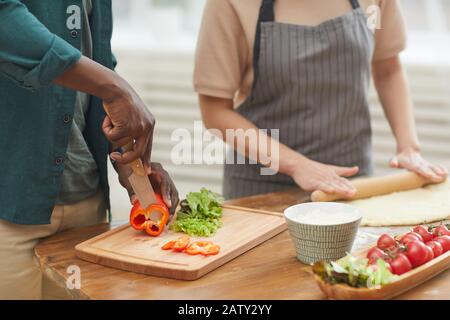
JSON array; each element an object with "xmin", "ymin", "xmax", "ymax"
[{"xmin": 310, "ymin": 171, "xmax": 438, "ymax": 202}]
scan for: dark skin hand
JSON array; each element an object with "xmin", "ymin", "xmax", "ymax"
[
  {"xmin": 114, "ymin": 161, "xmax": 180, "ymax": 219},
  {"xmin": 54, "ymin": 56, "xmax": 155, "ymax": 169},
  {"xmin": 54, "ymin": 57, "xmax": 178, "ymax": 217}
]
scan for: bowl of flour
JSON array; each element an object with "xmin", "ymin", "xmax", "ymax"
[{"xmin": 284, "ymin": 202, "xmax": 362, "ymax": 264}]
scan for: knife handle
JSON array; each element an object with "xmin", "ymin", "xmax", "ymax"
[
  {"xmin": 122, "ymin": 141, "xmax": 147, "ymax": 177},
  {"xmin": 102, "ymin": 102, "xmax": 148, "ymax": 177}
]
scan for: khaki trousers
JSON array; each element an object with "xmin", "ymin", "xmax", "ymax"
[{"xmin": 0, "ymin": 189, "xmax": 107, "ymax": 300}]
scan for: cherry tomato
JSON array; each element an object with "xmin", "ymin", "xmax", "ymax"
[
  {"xmin": 400, "ymin": 232, "xmax": 423, "ymax": 244},
  {"xmin": 405, "ymin": 240, "xmax": 429, "ymax": 267},
  {"xmin": 424, "ymin": 245, "xmax": 434, "ymax": 263},
  {"xmin": 413, "ymin": 226, "xmax": 433, "ymax": 242},
  {"xmin": 435, "ymin": 235, "xmax": 450, "ymax": 253},
  {"xmin": 434, "ymin": 225, "xmax": 450, "ymax": 237},
  {"xmin": 367, "ymin": 247, "xmax": 388, "ymax": 264},
  {"xmin": 377, "ymin": 234, "xmax": 397, "ymax": 250},
  {"xmin": 426, "ymin": 241, "xmax": 444, "ymax": 258},
  {"xmin": 388, "ymin": 254, "xmax": 412, "ymax": 275}
]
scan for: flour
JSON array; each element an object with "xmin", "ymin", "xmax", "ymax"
[{"xmin": 290, "ymin": 208, "xmax": 361, "ymax": 225}]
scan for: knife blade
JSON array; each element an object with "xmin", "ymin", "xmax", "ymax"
[{"xmin": 123, "ymin": 142, "xmax": 157, "ymax": 209}]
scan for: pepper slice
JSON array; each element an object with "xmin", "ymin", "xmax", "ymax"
[
  {"xmin": 129, "ymin": 194, "xmax": 169, "ymax": 237},
  {"xmin": 172, "ymin": 236, "xmax": 191, "ymax": 252},
  {"xmin": 161, "ymin": 240, "xmax": 176, "ymax": 250},
  {"xmin": 162, "ymin": 236, "xmax": 191, "ymax": 251},
  {"xmin": 185, "ymin": 241, "xmax": 220, "ymax": 256}
]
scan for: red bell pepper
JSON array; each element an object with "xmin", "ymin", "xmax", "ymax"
[
  {"xmin": 129, "ymin": 194, "xmax": 169, "ymax": 237},
  {"xmin": 185, "ymin": 241, "xmax": 220, "ymax": 256},
  {"xmin": 161, "ymin": 236, "xmax": 191, "ymax": 251}
]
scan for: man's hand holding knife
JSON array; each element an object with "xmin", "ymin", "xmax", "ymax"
[{"xmin": 55, "ymin": 56, "xmax": 179, "ymax": 215}]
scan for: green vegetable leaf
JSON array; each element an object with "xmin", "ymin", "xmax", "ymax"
[
  {"xmin": 169, "ymin": 188, "xmax": 224, "ymax": 237},
  {"xmin": 313, "ymin": 254, "xmax": 395, "ymax": 289},
  {"xmin": 366, "ymin": 259, "xmax": 396, "ymax": 288}
]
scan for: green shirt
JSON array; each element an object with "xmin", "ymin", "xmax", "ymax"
[
  {"xmin": 56, "ymin": 0, "xmax": 100, "ymax": 204},
  {"xmin": 0, "ymin": 0, "xmax": 115, "ymax": 224}
]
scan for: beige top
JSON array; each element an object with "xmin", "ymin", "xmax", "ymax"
[{"xmin": 194, "ymin": 0, "xmax": 407, "ymax": 106}]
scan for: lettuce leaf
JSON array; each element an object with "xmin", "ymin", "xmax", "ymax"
[
  {"xmin": 169, "ymin": 188, "xmax": 224, "ymax": 236},
  {"xmin": 366, "ymin": 259, "xmax": 396, "ymax": 288},
  {"xmin": 313, "ymin": 254, "xmax": 396, "ymax": 288}
]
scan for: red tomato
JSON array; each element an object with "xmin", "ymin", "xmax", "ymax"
[
  {"xmin": 377, "ymin": 234, "xmax": 397, "ymax": 250},
  {"xmin": 424, "ymin": 245, "xmax": 434, "ymax": 263},
  {"xmin": 413, "ymin": 226, "xmax": 433, "ymax": 242},
  {"xmin": 388, "ymin": 254, "xmax": 412, "ymax": 275},
  {"xmin": 426, "ymin": 241, "xmax": 444, "ymax": 258},
  {"xmin": 400, "ymin": 232, "xmax": 423, "ymax": 244},
  {"xmin": 405, "ymin": 240, "xmax": 429, "ymax": 267},
  {"xmin": 435, "ymin": 235, "xmax": 450, "ymax": 253},
  {"xmin": 434, "ymin": 225, "xmax": 450, "ymax": 237},
  {"xmin": 367, "ymin": 247, "xmax": 387, "ymax": 264}
]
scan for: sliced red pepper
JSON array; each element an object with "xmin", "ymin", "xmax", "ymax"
[
  {"xmin": 162, "ymin": 236, "xmax": 191, "ymax": 252},
  {"xmin": 129, "ymin": 194, "xmax": 169, "ymax": 237},
  {"xmin": 172, "ymin": 236, "xmax": 191, "ymax": 252},
  {"xmin": 130, "ymin": 203, "xmax": 147, "ymax": 231},
  {"xmin": 185, "ymin": 241, "xmax": 220, "ymax": 256},
  {"xmin": 161, "ymin": 240, "xmax": 176, "ymax": 250}
]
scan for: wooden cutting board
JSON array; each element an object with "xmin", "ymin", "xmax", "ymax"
[{"xmin": 75, "ymin": 205, "xmax": 286, "ymax": 280}]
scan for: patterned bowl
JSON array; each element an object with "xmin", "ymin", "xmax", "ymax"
[{"xmin": 284, "ymin": 202, "xmax": 362, "ymax": 265}]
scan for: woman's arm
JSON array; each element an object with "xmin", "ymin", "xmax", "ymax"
[
  {"xmin": 199, "ymin": 95, "xmax": 358, "ymax": 197},
  {"xmin": 372, "ymin": 55, "xmax": 448, "ymax": 181}
]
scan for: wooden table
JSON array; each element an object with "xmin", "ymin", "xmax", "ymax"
[{"xmin": 35, "ymin": 189, "xmax": 450, "ymax": 300}]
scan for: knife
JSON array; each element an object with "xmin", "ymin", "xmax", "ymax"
[
  {"xmin": 102, "ymin": 103, "xmax": 157, "ymax": 209},
  {"xmin": 122, "ymin": 141, "xmax": 157, "ymax": 209}
]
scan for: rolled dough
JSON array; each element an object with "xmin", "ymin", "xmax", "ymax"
[{"xmin": 342, "ymin": 180, "xmax": 450, "ymax": 226}]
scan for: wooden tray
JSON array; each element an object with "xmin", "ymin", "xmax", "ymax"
[
  {"xmin": 75, "ymin": 205, "xmax": 286, "ymax": 280},
  {"xmin": 314, "ymin": 246, "xmax": 450, "ymax": 300}
]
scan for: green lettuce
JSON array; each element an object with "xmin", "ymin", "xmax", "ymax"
[
  {"xmin": 169, "ymin": 188, "xmax": 224, "ymax": 237},
  {"xmin": 313, "ymin": 254, "xmax": 396, "ymax": 289}
]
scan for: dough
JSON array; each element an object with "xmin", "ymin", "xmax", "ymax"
[{"xmin": 342, "ymin": 180, "xmax": 450, "ymax": 226}]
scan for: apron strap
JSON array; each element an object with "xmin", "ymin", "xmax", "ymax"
[
  {"xmin": 350, "ymin": 0, "xmax": 360, "ymax": 9},
  {"xmin": 252, "ymin": 0, "xmax": 275, "ymax": 95}
]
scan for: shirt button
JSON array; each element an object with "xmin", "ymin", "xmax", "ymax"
[
  {"xmin": 55, "ymin": 157, "xmax": 64, "ymax": 166},
  {"xmin": 70, "ymin": 30, "xmax": 78, "ymax": 38},
  {"xmin": 63, "ymin": 115, "xmax": 71, "ymax": 124}
]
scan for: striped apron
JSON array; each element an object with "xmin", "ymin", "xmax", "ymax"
[{"xmin": 223, "ymin": 0, "xmax": 375, "ymax": 199}]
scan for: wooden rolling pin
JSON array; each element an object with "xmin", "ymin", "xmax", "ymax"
[{"xmin": 310, "ymin": 171, "xmax": 438, "ymax": 202}]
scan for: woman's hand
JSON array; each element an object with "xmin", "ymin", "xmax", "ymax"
[
  {"xmin": 390, "ymin": 147, "xmax": 448, "ymax": 182},
  {"xmin": 288, "ymin": 156, "xmax": 359, "ymax": 198}
]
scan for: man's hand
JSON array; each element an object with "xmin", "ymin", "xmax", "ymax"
[
  {"xmin": 54, "ymin": 56, "xmax": 155, "ymax": 169},
  {"xmin": 390, "ymin": 147, "xmax": 448, "ymax": 182},
  {"xmin": 115, "ymin": 161, "xmax": 179, "ymax": 218},
  {"xmin": 102, "ymin": 84, "xmax": 155, "ymax": 169}
]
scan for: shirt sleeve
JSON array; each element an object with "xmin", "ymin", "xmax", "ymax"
[
  {"xmin": 372, "ymin": 0, "xmax": 408, "ymax": 61},
  {"xmin": 0, "ymin": 0, "xmax": 81, "ymax": 91},
  {"xmin": 193, "ymin": 0, "xmax": 248, "ymax": 99}
]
